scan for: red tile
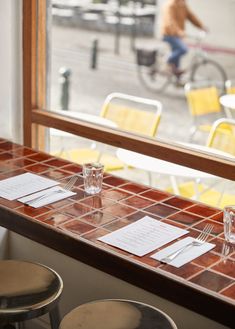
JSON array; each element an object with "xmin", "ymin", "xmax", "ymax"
[
  {"xmin": 80, "ymin": 195, "xmax": 115, "ymax": 209},
  {"xmin": 212, "ymin": 259, "xmax": 235, "ymax": 279},
  {"xmin": 187, "ymin": 204, "xmax": 220, "ymax": 217},
  {"xmin": 62, "ymin": 164, "xmax": 82, "ymax": 174},
  {"xmin": 42, "ymin": 168, "xmax": 72, "ymax": 180},
  {"xmin": 168, "ymin": 211, "xmax": 203, "ymax": 225},
  {"xmin": 0, "ymin": 141, "xmax": 21, "ymax": 151},
  {"xmin": 12, "ymin": 147, "xmax": 37, "ymax": 157},
  {"xmin": 221, "ymin": 283, "xmax": 235, "ymax": 299},
  {"xmin": 26, "ymin": 163, "xmax": 51, "ymax": 173},
  {"xmin": 45, "ymin": 158, "xmax": 70, "ymax": 167},
  {"xmin": 6, "ymin": 158, "xmax": 35, "ymax": 168},
  {"xmin": 193, "ymin": 220, "xmax": 224, "ymax": 236},
  {"xmin": 145, "ymin": 203, "xmax": 178, "ymax": 218},
  {"xmin": 141, "ymin": 189, "xmax": 171, "ymax": 202},
  {"xmin": 120, "ymin": 182, "xmax": 149, "ymax": 194},
  {"xmin": 190, "ymin": 270, "xmax": 233, "ymax": 292},
  {"xmin": 0, "ymin": 162, "xmax": 18, "ymax": 173},
  {"xmin": 61, "ymin": 219, "xmax": 96, "ymax": 235},
  {"xmin": 17, "ymin": 205, "xmax": 50, "ymax": 217},
  {"xmin": 103, "ymin": 203, "xmax": 136, "ymax": 217},
  {"xmin": 120, "ymin": 195, "xmax": 154, "ymax": 209},
  {"xmin": 163, "ymin": 196, "xmax": 194, "ymax": 209},
  {"xmin": 0, "ymin": 198, "xmax": 22, "ymax": 209},
  {"xmin": 161, "ymin": 262, "xmax": 202, "ymax": 279},
  {"xmin": 0, "ymin": 153, "xmax": 15, "ymax": 161},
  {"xmin": 37, "ymin": 211, "xmax": 72, "ymax": 226},
  {"xmin": 60, "ymin": 203, "xmax": 93, "ymax": 217},
  {"xmin": 82, "ymin": 227, "xmax": 109, "ymax": 242},
  {"xmin": 103, "ymin": 176, "xmax": 128, "ymax": 186},
  {"xmin": 192, "ymin": 251, "xmax": 220, "ymax": 267},
  {"xmin": 210, "ymin": 211, "xmax": 223, "ymax": 223},
  {"xmin": 80, "ymin": 211, "xmax": 117, "ymax": 226},
  {"xmin": 70, "ymin": 188, "xmax": 86, "ymax": 201},
  {"xmin": 101, "ymin": 189, "xmax": 132, "ymax": 201},
  {"xmin": 103, "ymin": 216, "xmax": 142, "ymax": 231},
  {"xmin": 28, "ymin": 152, "xmax": 52, "ymax": 162},
  {"xmin": 125, "ymin": 211, "xmax": 161, "ymax": 222}
]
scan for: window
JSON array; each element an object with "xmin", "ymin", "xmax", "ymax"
[{"xmin": 23, "ymin": 0, "xmax": 235, "ymax": 187}]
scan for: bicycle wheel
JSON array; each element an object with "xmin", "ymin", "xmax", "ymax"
[
  {"xmin": 138, "ymin": 63, "xmax": 171, "ymax": 92},
  {"xmin": 190, "ymin": 59, "xmax": 227, "ymax": 90}
]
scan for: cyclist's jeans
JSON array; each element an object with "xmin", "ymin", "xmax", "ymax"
[{"xmin": 163, "ymin": 36, "xmax": 188, "ymax": 68}]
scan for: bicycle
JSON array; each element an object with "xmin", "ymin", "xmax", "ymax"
[{"xmin": 136, "ymin": 32, "xmax": 228, "ymax": 93}]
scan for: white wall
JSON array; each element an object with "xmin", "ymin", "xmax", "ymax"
[{"xmin": 0, "ymin": 0, "xmax": 22, "ymax": 142}]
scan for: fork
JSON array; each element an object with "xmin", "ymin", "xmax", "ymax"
[
  {"xmin": 160, "ymin": 223, "xmax": 214, "ymax": 263},
  {"xmin": 28, "ymin": 176, "xmax": 78, "ymax": 205}
]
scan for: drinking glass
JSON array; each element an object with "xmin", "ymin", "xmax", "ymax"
[
  {"xmin": 223, "ymin": 205, "xmax": 235, "ymax": 243},
  {"xmin": 83, "ymin": 162, "xmax": 104, "ymax": 195}
]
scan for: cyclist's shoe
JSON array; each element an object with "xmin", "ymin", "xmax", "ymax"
[{"xmin": 167, "ymin": 63, "xmax": 185, "ymax": 76}]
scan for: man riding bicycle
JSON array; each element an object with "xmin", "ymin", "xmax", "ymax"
[{"xmin": 160, "ymin": 0, "xmax": 208, "ymax": 76}]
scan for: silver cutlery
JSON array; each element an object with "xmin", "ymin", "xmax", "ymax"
[
  {"xmin": 27, "ymin": 176, "xmax": 78, "ymax": 205},
  {"xmin": 160, "ymin": 223, "xmax": 214, "ymax": 263}
]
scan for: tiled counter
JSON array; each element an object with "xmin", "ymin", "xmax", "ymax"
[{"xmin": 0, "ymin": 138, "xmax": 234, "ymax": 328}]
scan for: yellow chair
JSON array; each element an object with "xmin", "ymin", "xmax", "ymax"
[
  {"xmin": 167, "ymin": 118, "xmax": 235, "ymax": 208},
  {"xmin": 58, "ymin": 93, "xmax": 162, "ymax": 171},
  {"xmin": 184, "ymin": 81, "xmax": 223, "ymax": 141},
  {"xmin": 225, "ymin": 79, "xmax": 235, "ymax": 94}
]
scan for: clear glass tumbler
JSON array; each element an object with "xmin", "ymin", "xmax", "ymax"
[
  {"xmin": 83, "ymin": 162, "xmax": 104, "ymax": 195},
  {"xmin": 223, "ymin": 205, "xmax": 235, "ymax": 243}
]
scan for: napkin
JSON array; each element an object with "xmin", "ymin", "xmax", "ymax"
[
  {"xmin": 18, "ymin": 186, "xmax": 76, "ymax": 208},
  {"xmin": 151, "ymin": 237, "xmax": 215, "ymax": 268}
]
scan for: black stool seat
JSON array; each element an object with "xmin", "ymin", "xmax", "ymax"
[
  {"xmin": 59, "ymin": 299, "xmax": 177, "ymax": 329},
  {"xmin": 0, "ymin": 260, "xmax": 63, "ymax": 329}
]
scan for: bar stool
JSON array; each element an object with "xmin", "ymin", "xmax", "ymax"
[
  {"xmin": 59, "ymin": 299, "xmax": 177, "ymax": 329},
  {"xmin": 0, "ymin": 260, "xmax": 63, "ymax": 329}
]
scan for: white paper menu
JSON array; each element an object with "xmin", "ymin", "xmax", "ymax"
[
  {"xmin": 98, "ymin": 216, "xmax": 188, "ymax": 256},
  {"xmin": 0, "ymin": 172, "xmax": 59, "ymax": 200}
]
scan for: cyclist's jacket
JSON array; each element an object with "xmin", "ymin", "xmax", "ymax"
[{"xmin": 160, "ymin": 0, "xmax": 204, "ymax": 38}]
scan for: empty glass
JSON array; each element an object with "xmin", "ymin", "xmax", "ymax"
[
  {"xmin": 83, "ymin": 163, "xmax": 104, "ymax": 195},
  {"xmin": 223, "ymin": 205, "xmax": 235, "ymax": 243}
]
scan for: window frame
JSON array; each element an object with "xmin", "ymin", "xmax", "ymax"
[{"xmin": 23, "ymin": 0, "xmax": 235, "ymax": 181}]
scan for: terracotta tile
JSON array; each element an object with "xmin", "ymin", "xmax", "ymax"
[
  {"xmin": 103, "ymin": 176, "xmax": 128, "ymax": 186},
  {"xmin": 62, "ymin": 164, "xmax": 82, "ymax": 174},
  {"xmin": 210, "ymin": 211, "xmax": 223, "ymax": 223},
  {"xmin": 212, "ymin": 259, "xmax": 235, "ymax": 279},
  {"xmin": 161, "ymin": 262, "xmax": 202, "ymax": 279},
  {"xmin": 145, "ymin": 203, "xmax": 178, "ymax": 218},
  {"xmin": 0, "ymin": 141, "xmax": 21, "ymax": 151},
  {"xmin": 26, "ymin": 163, "xmax": 51, "ymax": 173},
  {"xmin": 187, "ymin": 204, "xmax": 220, "ymax": 217},
  {"xmin": 168, "ymin": 211, "xmax": 203, "ymax": 225},
  {"xmin": 37, "ymin": 211, "xmax": 72, "ymax": 226},
  {"xmin": 103, "ymin": 216, "xmax": 143, "ymax": 231},
  {"xmin": 0, "ymin": 162, "xmax": 18, "ymax": 173},
  {"xmin": 103, "ymin": 203, "xmax": 136, "ymax": 217},
  {"xmin": 0, "ymin": 198, "xmax": 22, "ymax": 209},
  {"xmin": 164, "ymin": 196, "xmax": 194, "ymax": 209},
  {"xmin": 101, "ymin": 189, "xmax": 132, "ymax": 201},
  {"xmin": 192, "ymin": 251, "xmax": 220, "ymax": 267},
  {"xmin": 193, "ymin": 220, "xmax": 224, "ymax": 236},
  {"xmin": 70, "ymin": 188, "xmax": 87, "ymax": 201},
  {"xmin": 141, "ymin": 189, "xmax": 171, "ymax": 202},
  {"xmin": 48, "ymin": 198, "xmax": 73, "ymax": 209},
  {"xmin": 12, "ymin": 147, "xmax": 37, "ymax": 157},
  {"xmin": 120, "ymin": 182, "xmax": 149, "ymax": 194},
  {"xmin": 6, "ymin": 158, "xmax": 35, "ymax": 168},
  {"xmin": 17, "ymin": 205, "xmax": 50, "ymax": 217},
  {"xmin": 161, "ymin": 218, "xmax": 187, "ymax": 229},
  {"xmin": 209, "ymin": 238, "xmax": 232, "ymax": 255},
  {"xmin": 120, "ymin": 195, "xmax": 154, "ymax": 209},
  {"xmin": 221, "ymin": 283, "xmax": 235, "ymax": 299},
  {"xmin": 80, "ymin": 195, "xmax": 115, "ymax": 209},
  {"xmin": 2, "ymin": 169, "xmax": 27, "ymax": 178},
  {"xmin": 60, "ymin": 203, "xmax": 93, "ymax": 218},
  {"xmin": 190, "ymin": 270, "xmax": 233, "ymax": 292},
  {"xmin": 80, "ymin": 211, "xmax": 117, "ymax": 226},
  {"xmin": 0, "ymin": 153, "xmax": 15, "ymax": 161},
  {"xmin": 131, "ymin": 255, "xmax": 161, "ymax": 268},
  {"xmin": 82, "ymin": 228, "xmax": 110, "ymax": 242},
  {"xmin": 42, "ymin": 168, "xmax": 72, "ymax": 180},
  {"xmin": 45, "ymin": 158, "xmax": 70, "ymax": 167},
  {"xmin": 125, "ymin": 211, "xmax": 161, "ymax": 221},
  {"xmin": 62, "ymin": 175, "xmax": 84, "ymax": 187},
  {"xmin": 28, "ymin": 152, "xmax": 52, "ymax": 162},
  {"xmin": 61, "ymin": 219, "xmax": 96, "ymax": 235}
]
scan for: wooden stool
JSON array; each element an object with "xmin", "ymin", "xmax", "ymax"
[
  {"xmin": 0, "ymin": 260, "xmax": 63, "ymax": 329},
  {"xmin": 59, "ymin": 299, "xmax": 177, "ymax": 329}
]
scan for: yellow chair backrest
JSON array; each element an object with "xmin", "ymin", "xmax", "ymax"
[
  {"xmin": 207, "ymin": 119, "xmax": 235, "ymax": 155},
  {"xmin": 100, "ymin": 94, "xmax": 162, "ymax": 137},
  {"xmin": 225, "ymin": 80, "xmax": 235, "ymax": 94},
  {"xmin": 186, "ymin": 86, "xmax": 221, "ymax": 116}
]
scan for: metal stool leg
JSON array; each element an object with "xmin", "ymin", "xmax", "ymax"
[{"xmin": 49, "ymin": 305, "xmax": 61, "ymax": 329}]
